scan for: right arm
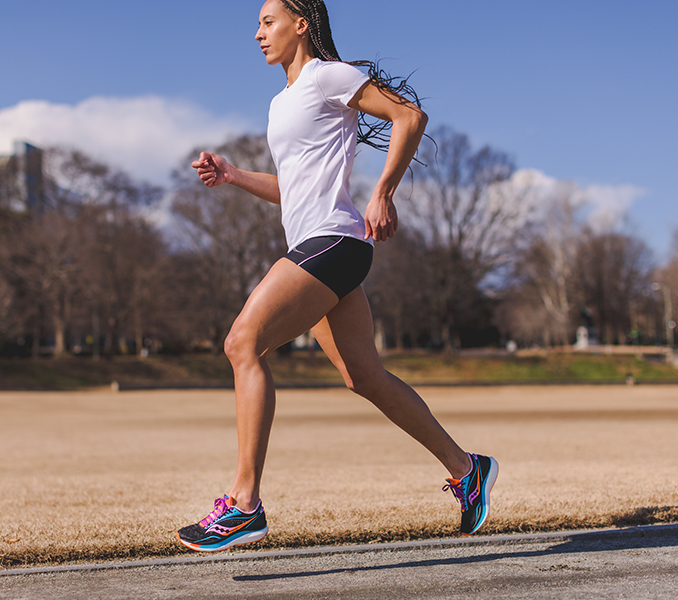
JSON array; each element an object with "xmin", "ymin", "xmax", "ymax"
[{"xmin": 191, "ymin": 151, "xmax": 281, "ymax": 205}]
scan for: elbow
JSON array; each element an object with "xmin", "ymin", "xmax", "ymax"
[
  {"xmin": 404, "ymin": 105, "xmax": 428, "ymax": 135},
  {"xmin": 416, "ymin": 108, "xmax": 429, "ymax": 135},
  {"xmin": 392, "ymin": 105, "xmax": 428, "ymax": 141}
]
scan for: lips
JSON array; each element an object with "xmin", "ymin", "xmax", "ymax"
[{"xmin": 261, "ymin": 45, "xmax": 270, "ymax": 54}]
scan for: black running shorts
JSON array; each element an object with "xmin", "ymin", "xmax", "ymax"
[{"xmin": 284, "ymin": 235, "xmax": 373, "ymax": 300}]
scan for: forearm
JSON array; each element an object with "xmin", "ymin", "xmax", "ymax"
[
  {"xmin": 231, "ymin": 169, "xmax": 281, "ymax": 205},
  {"xmin": 372, "ymin": 108, "xmax": 428, "ymax": 201}
]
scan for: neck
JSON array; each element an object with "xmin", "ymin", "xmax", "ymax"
[{"xmin": 283, "ymin": 47, "xmax": 315, "ymax": 87}]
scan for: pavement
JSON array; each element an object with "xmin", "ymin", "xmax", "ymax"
[{"xmin": 1, "ymin": 524, "xmax": 677, "ymax": 599}]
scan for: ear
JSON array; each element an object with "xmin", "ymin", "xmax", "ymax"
[{"xmin": 296, "ymin": 17, "xmax": 309, "ymax": 36}]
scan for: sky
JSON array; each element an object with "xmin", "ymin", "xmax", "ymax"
[{"xmin": 1, "ymin": 0, "xmax": 676, "ymax": 259}]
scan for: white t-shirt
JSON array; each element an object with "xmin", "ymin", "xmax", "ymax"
[{"xmin": 267, "ymin": 58, "xmax": 371, "ymax": 251}]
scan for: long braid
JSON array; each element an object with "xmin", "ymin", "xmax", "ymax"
[
  {"xmin": 280, "ymin": 0, "xmax": 341, "ymax": 61},
  {"xmin": 280, "ymin": 0, "xmax": 424, "ymax": 156}
]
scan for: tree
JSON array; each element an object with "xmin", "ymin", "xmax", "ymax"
[
  {"xmin": 575, "ymin": 230, "xmax": 655, "ymax": 345},
  {"xmin": 79, "ymin": 207, "xmax": 168, "ymax": 357},
  {"xmin": 505, "ymin": 181, "xmax": 583, "ymax": 346},
  {"xmin": 46, "ymin": 147, "xmax": 164, "ymax": 357},
  {"xmin": 409, "ymin": 125, "xmax": 525, "ymax": 350},
  {"xmin": 1, "ymin": 211, "xmax": 80, "ymax": 357},
  {"xmin": 0, "ymin": 147, "xmax": 165, "ymax": 358},
  {"xmin": 170, "ymin": 135, "xmax": 286, "ymax": 351},
  {"xmin": 364, "ymin": 227, "xmax": 435, "ymax": 350},
  {"xmin": 652, "ymin": 228, "xmax": 678, "ymax": 346}
]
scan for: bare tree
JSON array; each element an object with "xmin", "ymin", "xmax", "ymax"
[
  {"xmin": 409, "ymin": 125, "xmax": 524, "ymax": 350},
  {"xmin": 509, "ymin": 183, "xmax": 583, "ymax": 345},
  {"xmin": 495, "ymin": 287, "xmax": 556, "ymax": 347},
  {"xmin": 364, "ymin": 227, "xmax": 435, "ymax": 350},
  {"xmin": 575, "ymin": 230, "xmax": 655, "ymax": 345},
  {"xmin": 78, "ymin": 206, "xmax": 167, "ymax": 356},
  {"xmin": 0, "ymin": 147, "xmax": 166, "ymax": 358},
  {"xmin": 651, "ymin": 228, "xmax": 678, "ymax": 346},
  {"xmin": 170, "ymin": 134, "xmax": 286, "ymax": 351},
  {"xmin": 1, "ymin": 211, "xmax": 80, "ymax": 357}
]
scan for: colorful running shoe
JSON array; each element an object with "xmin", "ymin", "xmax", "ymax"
[
  {"xmin": 443, "ymin": 453, "xmax": 498, "ymax": 535},
  {"xmin": 177, "ymin": 495, "xmax": 268, "ymax": 552}
]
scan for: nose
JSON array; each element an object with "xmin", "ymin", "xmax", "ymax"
[{"xmin": 255, "ymin": 25, "xmax": 263, "ymax": 41}]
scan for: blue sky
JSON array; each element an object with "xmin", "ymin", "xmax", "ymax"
[{"xmin": 1, "ymin": 1, "xmax": 676, "ymax": 258}]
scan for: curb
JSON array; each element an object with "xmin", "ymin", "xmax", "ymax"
[
  {"xmin": 2, "ymin": 523, "xmax": 677, "ymax": 578},
  {"xmin": 113, "ymin": 380, "xmax": 678, "ymax": 391}
]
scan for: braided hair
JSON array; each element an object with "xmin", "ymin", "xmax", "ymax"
[{"xmin": 280, "ymin": 0, "xmax": 424, "ymax": 155}]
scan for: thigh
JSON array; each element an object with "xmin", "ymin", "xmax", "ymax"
[
  {"xmin": 229, "ymin": 258, "xmax": 339, "ymax": 357},
  {"xmin": 311, "ymin": 286, "xmax": 385, "ymax": 387}
]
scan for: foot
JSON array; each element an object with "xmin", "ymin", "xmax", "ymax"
[
  {"xmin": 177, "ymin": 495, "xmax": 268, "ymax": 552},
  {"xmin": 443, "ymin": 453, "xmax": 498, "ymax": 535}
]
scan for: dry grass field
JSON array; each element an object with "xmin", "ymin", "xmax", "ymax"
[{"xmin": 1, "ymin": 384, "xmax": 677, "ymax": 568}]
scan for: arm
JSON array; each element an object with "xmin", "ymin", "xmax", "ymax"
[
  {"xmin": 348, "ymin": 83, "xmax": 428, "ymax": 241},
  {"xmin": 191, "ymin": 152, "xmax": 281, "ymax": 205}
]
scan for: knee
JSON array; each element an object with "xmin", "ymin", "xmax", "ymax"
[
  {"xmin": 223, "ymin": 325, "xmax": 253, "ymax": 366},
  {"xmin": 223, "ymin": 331, "xmax": 238, "ymax": 361},
  {"xmin": 344, "ymin": 367, "xmax": 385, "ymax": 399}
]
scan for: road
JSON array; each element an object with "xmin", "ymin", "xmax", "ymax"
[{"xmin": 1, "ymin": 524, "xmax": 677, "ymax": 599}]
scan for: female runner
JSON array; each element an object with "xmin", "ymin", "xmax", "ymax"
[{"xmin": 178, "ymin": 0, "xmax": 498, "ymax": 551}]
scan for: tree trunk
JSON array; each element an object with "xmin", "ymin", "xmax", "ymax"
[{"xmin": 53, "ymin": 314, "xmax": 65, "ymax": 357}]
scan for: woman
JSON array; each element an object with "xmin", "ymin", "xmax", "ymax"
[{"xmin": 177, "ymin": 0, "xmax": 498, "ymax": 552}]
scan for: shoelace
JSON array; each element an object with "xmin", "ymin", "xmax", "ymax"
[
  {"xmin": 442, "ymin": 479, "xmax": 468, "ymax": 512},
  {"xmin": 199, "ymin": 496, "xmax": 234, "ymax": 528}
]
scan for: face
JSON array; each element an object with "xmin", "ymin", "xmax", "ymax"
[{"xmin": 255, "ymin": 0, "xmax": 307, "ymax": 66}]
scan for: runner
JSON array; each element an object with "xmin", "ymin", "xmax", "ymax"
[{"xmin": 177, "ymin": 0, "xmax": 498, "ymax": 552}]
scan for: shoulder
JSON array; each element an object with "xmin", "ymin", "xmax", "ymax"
[{"xmin": 314, "ymin": 61, "xmax": 370, "ymax": 106}]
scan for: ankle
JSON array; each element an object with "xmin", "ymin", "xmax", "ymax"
[
  {"xmin": 228, "ymin": 490, "xmax": 259, "ymax": 513},
  {"xmin": 448, "ymin": 452, "xmax": 473, "ymax": 481}
]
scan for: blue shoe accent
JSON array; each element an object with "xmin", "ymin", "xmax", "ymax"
[{"xmin": 443, "ymin": 453, "xmax": 498, "ymax": 535}]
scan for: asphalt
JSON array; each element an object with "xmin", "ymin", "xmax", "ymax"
[{"xmin": 1, "ymin": 524, "xmax": 677, "ymax": 599}]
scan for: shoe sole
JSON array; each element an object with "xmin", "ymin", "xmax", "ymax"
[
  {"xmin": 177, "ymin": 526, "xmax": 269, "ymax": 552},
  {"xmin": 464, "ymin": 456, "xmax": 499, "ymax": 535}
]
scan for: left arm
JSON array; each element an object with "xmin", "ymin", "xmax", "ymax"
[{"xmin": 348, "ymin": 82, "xmax": 428, "ymax": 242}]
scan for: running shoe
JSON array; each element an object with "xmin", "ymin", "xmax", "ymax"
[
  {"xmin": 177, "ymin": 495, "xmax": 268, "ymax": 552},
  {"xmin": 443, "ymin": 453, "xmax": 498, "ymax": 535}
]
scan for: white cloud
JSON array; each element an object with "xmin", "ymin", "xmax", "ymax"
[
  {"xmin": 0, "ymin": 96, "xmax": 248, "ymax": 185},
  {"xmin": 509, "ymin": 168, "xmax": 561, "ymax": 194},
  {"xmin": 582, "ymin": 183, "xmax": 646, "ymax": 232},
  {"xmin": 504, "ymin": 169, "xmax": 645, "ymax": 232}
]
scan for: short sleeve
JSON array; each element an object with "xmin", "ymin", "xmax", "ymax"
[{"xmin": 315, "ymin": 61, "xmax": 370, "ymax": 108}]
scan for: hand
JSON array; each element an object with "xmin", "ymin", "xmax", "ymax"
[
  {"xmin": 191, "ymin": 152, "xmax": 234, "ymax": 187},
  {"xmin": 364, "ymin": 195, "xmax": 398, "ymax": 242}
]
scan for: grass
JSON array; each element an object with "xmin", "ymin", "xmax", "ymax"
[
  {"xmin": 381, "ymin": 350, "xmax": 678, "ymax": 385},
  {"xmin": 1, "ymin": 385, "xmax": 677, "ymax": 568},
  {"xmin": 0, "ymin": 348, "xmax": 676, "ymax": 391}
]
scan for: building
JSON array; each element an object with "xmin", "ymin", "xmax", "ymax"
[{"xmin": 0, "ymin": 141, "xmax": 46, "ymax": 213}]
